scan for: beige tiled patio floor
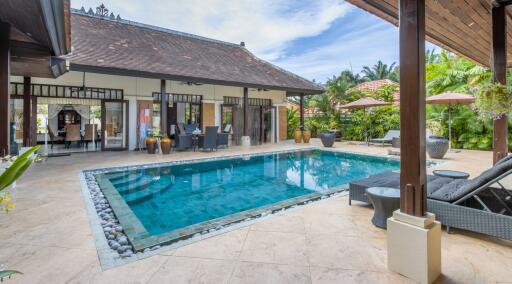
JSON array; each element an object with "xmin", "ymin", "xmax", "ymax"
[{"xmin": 1, "ymin": 139, "xmax": 511, "ymax": 283}]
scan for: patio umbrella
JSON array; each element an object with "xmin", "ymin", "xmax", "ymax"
[
  {"xmin": 426, "ymin": 92, "xmax": 475, "ymax": 151},
  {"xmin": 339, "ymin": 98, "xmax": 391, "ymax": 145}
]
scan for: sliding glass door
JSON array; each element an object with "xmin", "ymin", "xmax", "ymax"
[{"xmin": 101, "ymin": 100, "xmax": 128, "ymax": 150}]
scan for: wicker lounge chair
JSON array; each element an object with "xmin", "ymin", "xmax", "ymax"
[
  {"xmin": 199, "ymin": 126, "xmax": 219, "ymax": 151},
  {"xmin": 174, "ymin": 133, "xmax": 193, "ymax": 150},
  {"xmin": 217, "ymin": 124, "xmax": 231, "ymax": 148},
  {"xmin": 348, "ymin": 158, "xmax": 512, "ymax": 240},
  {"xmin": 370, "ymin": 130, "xmax": 400, "ymax": 146}
]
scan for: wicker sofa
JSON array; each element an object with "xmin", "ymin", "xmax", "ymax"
[{"xmin": 349, "ymin": 159, "xmax": 512, "ymax": 240}]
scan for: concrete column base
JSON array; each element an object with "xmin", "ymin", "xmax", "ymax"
[
  {"xmin": 241, "ymin": 136, "xmax": 251, "ymax": 147},
  {"xmin": 387, "ymin": 210, "xmax": 441, "ymax": 284}
]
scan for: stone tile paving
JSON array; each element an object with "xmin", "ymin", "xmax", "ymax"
[{"xmin": 0, "ymin": 140, "xmax": 511, "ymax": 283}]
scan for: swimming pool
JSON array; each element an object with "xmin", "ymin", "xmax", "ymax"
[{"xmin": 92, "ymin": 149, "xmax": 400, "ymax": 251}]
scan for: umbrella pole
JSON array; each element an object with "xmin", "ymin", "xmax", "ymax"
[
  {"xmin": 448, "ymin": 104, "xmax": 460, "ymax": 153},
  {"xmin": 448, "ymin": 105, "xmax": 451, "ymax": 151},
  {"xmin": 368, "ymin": 108, "xmax": 372, "ymax": 146}
]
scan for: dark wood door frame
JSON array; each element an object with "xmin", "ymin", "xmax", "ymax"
[
  {"xmin": 23, "ymin": 76, "xmax": 31, "ymax": 146},
  {"xmin": 159, "ymin": 79, "xmax": 168, "ymax": 136},
  {"xmin": 0, "ymin": 22, "xmax": 10, "ymax": 157},
  {"xmin": 243, "ymin": 87, "xmax": 249, "ymax": 136}
]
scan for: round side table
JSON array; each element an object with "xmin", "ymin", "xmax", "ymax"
[
  {"xmin": 365, "ymin": 187, "xmax": 400, "ymax": 229},
  {"xmin": 433, "ymin": 170, "xmax": 470, "ymax": 180}
]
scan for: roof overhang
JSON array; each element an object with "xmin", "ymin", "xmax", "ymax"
[
  {"xmin": 346, "ymin": 0, "xmax": 512, "ymax": 67},
  {"xmin": 70, "ymin": 63, "xmax": 325, "ymax": 95},
  {"xmin": 0, "ymin": 0, "xmax": 71, "ymax": 78}
]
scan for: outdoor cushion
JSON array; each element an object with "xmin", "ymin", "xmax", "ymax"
[
  {"xmin": 426, "ymin": 176, "xmax": 453, "ymax": 193},
  {"xmin": 427, "ymin": 179, "xmax": 471, "ymax": 202},
  {"xmin": 184, "ymin": 124, "xmax": 198, "ymax": 134}
]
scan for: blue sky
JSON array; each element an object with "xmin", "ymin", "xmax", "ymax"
[{"xmin": 71, "ymin": 0, "xmax": 438, "ymax": 83}]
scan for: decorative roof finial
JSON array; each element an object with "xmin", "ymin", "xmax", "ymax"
[{"xmin": 96, "ymin": 4, "xmax": 109, "ymax": 17}]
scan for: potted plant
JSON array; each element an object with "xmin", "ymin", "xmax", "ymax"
[
  {"xmin": 294, "ymin": 128, "xmax": 302, "ymax": 143},
  {"xmin": 160, "ymin": 134, "xmax": 171, "ymax": 155},
  {"xmin": 319, "ymin": 125, "xmax": 335, "ymax": 147},
  {"xmin": 302, "ymin": 128, "xmax": 311, "ymax": 143},
  {"xmin": 146, "ymin": 134, "xmax": 157, "ymax": 154},
  {"xmin": 475, "ymin": 82, "xmax": 511, "ymax": 121},
  {"xmin": 426, "ymin": 119, "xmax": 448, "ymax": 159}
]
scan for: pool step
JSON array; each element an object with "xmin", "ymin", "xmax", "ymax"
[
  {"xmin": 103, "ymin": 172, "xmax": 127, "ymax": 181},
  {"xmin": 116, "ymin": 176, "xmax": 156, "ymax": 195},
  {"xmin": 124, "ymin": 178, "xmax": 173, "ymax": 205},
  {"xmin": 108, "ymin": 172, "xmax": 143, "ymax": 185},
  {"xmin": 111, "ymin": 174, "xmax": 147, "ymax": 188}
]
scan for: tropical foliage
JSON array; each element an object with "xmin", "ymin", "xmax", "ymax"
[
  {"xmin": 475, "ymin": 83, "xmax": 511, "ymax": 120},
  {"xmin": 287, "ymin": 108, "xmax": 300, "ymax": 138},
  {"xmin": 0, "ymin": 145, "xmax": 40, "ymax": 212},
  {"xmin": 361, "ymin": 60, "xmax": 399, "ymax": 82},
  {"xmin": 290, "ymin": 49, "xmax": 512, "ymax": 150}
]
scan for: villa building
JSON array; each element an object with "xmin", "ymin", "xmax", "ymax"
[{"xmin": 5, "ymin": 6, "xmax": 323, "ymax": 154}]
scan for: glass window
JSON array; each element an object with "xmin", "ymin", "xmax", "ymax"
[
  {"xmin": 222, "ymin": 105, "xmax": 233, "ymax": 131},
  {"xmin": 9, "ymin": 99, "xmax": 23, "ymax": 151},
  {"xmin": 104, "ymin": 102, "xmax": 126, "ymax": 149},
  {"xmin": 183, "ymin": 103, "xmax": 201, "ymax": 125},
  {"xmin": 191, "ymin": 104, "xmax": 200, "ymax": 125},
  {"xmin": 152, "ymin": 103, "xmax": 161, "ymax": 133}
]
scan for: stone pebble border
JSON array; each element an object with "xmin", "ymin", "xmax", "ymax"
[{"xmin": 79, "ymin": 147, "xmax": 363, "ymax": 269}]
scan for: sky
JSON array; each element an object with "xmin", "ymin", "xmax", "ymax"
[{"xmin": 71, "ymin": 0, "xmax": 437, "ymax": 83}]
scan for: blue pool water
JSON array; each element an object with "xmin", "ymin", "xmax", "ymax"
[{"xmin": 100, "ymin": 150, "xmax": 399, "ymax": 236}]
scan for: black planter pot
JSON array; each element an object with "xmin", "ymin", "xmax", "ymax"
[
  {"xmin": 426, "ymin": 136, "xmax": 449, "ymax": 159},
  {"xmin": 320, "ymin": 132, "xmax": 336, "ymax": 147}
]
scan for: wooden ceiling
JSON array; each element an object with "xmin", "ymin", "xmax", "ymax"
[
  {"xmin": 346, "ymin": 0, "xmax": 512, "ymax": 67},
  {"xmin": 0, "ymin": 0, "xmax": 71, "ymax": 78}
]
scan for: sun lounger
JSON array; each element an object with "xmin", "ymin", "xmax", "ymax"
[
  {"xmin": 348, "ymin": 158, "xmax": 512, "ymax": 240},
  {"xmin": 370, "ymin": 130, "xmax": 400, "ymax": 146}
]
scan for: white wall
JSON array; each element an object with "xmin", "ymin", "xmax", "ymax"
[{"xmin": 12, "ymin": 71, "xmax": 288, "ymax": 150}]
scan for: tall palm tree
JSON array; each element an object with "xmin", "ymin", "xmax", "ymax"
[{"xmin": 361, "ymin": 60, "xmax": 399, "ymax": 81}]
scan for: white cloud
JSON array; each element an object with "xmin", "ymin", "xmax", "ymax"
[
  {"xmin": 71, "ymin": 0, "xmax": 352, "ymax": 61},
  {"xmin": 275, "ymin": 19, "xmax": 400, "ymax": 82}
]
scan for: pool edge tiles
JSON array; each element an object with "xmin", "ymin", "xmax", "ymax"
[{"xmin": 95, "ymin": 175, "xmax": 151, "ymax": 245}]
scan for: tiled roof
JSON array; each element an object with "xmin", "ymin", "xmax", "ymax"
[
  {"xmin": 353, "ymin": 79, "xmax": 397, "ymax": 91},
  {"xmin": 287, "ymin": 101, "xmax": 322, "ymax": 116},
  {"xmin": 66, "ymin": 10, "xmax": 324, "ymax": 94},
  {"xmin": 353, "ymin": 79, "xmax": 400, "ymax": 102}
]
